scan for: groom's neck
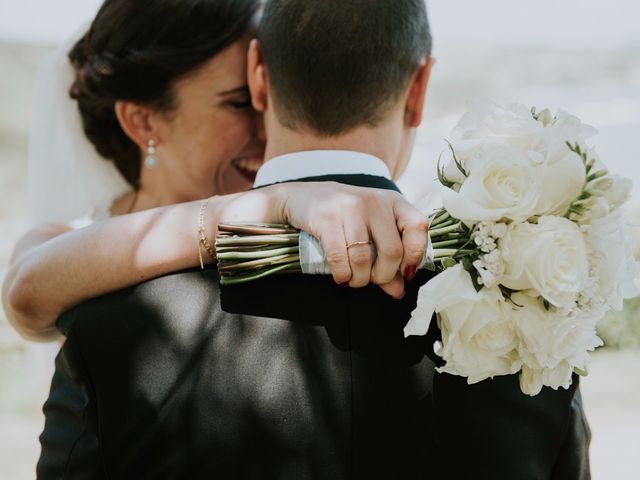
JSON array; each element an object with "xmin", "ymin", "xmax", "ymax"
[{"xmin": 264, "ymin": 123, "xmax": 402, "ymax": 178}]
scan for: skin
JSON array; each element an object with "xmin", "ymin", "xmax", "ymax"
[
  {"xmin": 114, "ymin": 36, "xmax": 265, "ymax": 211},
  {"xmin": 3, "ymin": 38, "xmax": 431, "ymax": 342}
]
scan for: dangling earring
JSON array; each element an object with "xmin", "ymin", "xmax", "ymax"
[{"xmin": 144, "ymin": 139, "xmax": 157, "ymax": 169}]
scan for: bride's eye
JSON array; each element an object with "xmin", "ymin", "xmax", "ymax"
[
  {"xmin": 218, "ymin": 85, "xmax": 252, "ymax": 110},
  {"xmin": 226, "ymin": 97, "xmax": 252, "ymax": 110}
]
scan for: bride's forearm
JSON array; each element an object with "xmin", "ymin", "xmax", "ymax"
[
  {"xmin": 1, "ymin": 187, "xmax": 288, "ymax": 342},
  {"xmin": 2, "ymin": 181, "xmax": 424, "ymax": 342}
]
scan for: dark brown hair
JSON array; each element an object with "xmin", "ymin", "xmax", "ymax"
[
  {"xmin": 69, "ymin": 0, "xmax": 260, "ymax": 187},
  {"xmin": 259, "ymin": 0, "xmax": 432, "ymax": 136}
]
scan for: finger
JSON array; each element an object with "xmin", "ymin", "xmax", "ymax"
[
  {"xmin": 369, "ymin": 203, "xmax": 404, "ymax": 285},
  {"xmin": 378, "ymin": 272, "xmax": 405, "ymax": 299},
  {"xmin": 317, "ymin": 223, "xmax": 352, "ymax": 285},
  {"xmin": 395, "ymin": 201, "xmax": 430, "ymax": 280},
  {"xmin": 344, "ymin": 219, "xmax": 373, "ymax": 288}
]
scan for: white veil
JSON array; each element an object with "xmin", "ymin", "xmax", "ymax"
[{"xmin": 27, "ymin": 28, "xmax": 130, "ymax": 226}]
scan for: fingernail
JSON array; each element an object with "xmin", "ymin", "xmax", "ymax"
[
  {"xmin": 340, "ymin": 282, "xmax": 349, "ymax": 288},
  {"xmin": 404, "ymin": 265, "xmax": 417, "ymax": 281},
  {"xmin": 395, "ymin": 291, "xmax": 405, "ymax": 300}
]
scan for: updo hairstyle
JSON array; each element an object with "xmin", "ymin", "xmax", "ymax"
[{"xmin": 69, "ymin": 0, "xmax": 259, "ymax": 187}]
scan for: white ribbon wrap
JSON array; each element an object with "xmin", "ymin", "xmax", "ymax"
[{"xmin": 299, "ymin": 231, "xmax": 435, "ymax": 274}]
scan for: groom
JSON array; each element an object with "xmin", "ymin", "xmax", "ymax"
[
  {"xmin": 38, "ymin": 1, "xmax": 589, "ymax": 479},
  {"xmin": 227, "ymin": 1, "xmax": 591, "ymax": 479}
]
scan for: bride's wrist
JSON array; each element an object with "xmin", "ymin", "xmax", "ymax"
[
  {"xmin": 218, "ymin": 185, "xmax": 291, "ymax": 226},
  {"xmin": 266, "ymin": 183, "xmax": 295, "ymax": 225},
  {"xmin": 197, "ymin": 196, "xmax": 219, "ymax": 269}
]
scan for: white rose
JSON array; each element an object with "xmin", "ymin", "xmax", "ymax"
[
  {"xmin": 441, "ymin": 146, "xmax": 468, "ymax": 185},
  {"xmin": 500, "ymin": 217, "xmax": 589, "ymax": 308},
  {"xmin": 603, "ymin": 175, "xmax": 632, "ymax": 211},
  {"xmin": 550, "ymin": 109, "xmax": 598, "ymax": 143},
  {"xmin": 511, "ymin": 293, "xmax": 602, "ymax": 395},
  {"xmin": 587, "ymin": 196, "xmax": 611, "ymax": 220},
  {"xmin": 451, "ymin": 99, "xmax": 543, "ymax": 151},
  {"xmin": 405, "ymin": 264, "xmax": 521, "ymax": 383},
  {"xmin": 530, "ymin": 110, "xmax": 596, "ymax": 216},
  {"xmin": 440, "ymin": 143, "xmax": 541, "ymax": 224},
  {"xmin": 519, "ymin": 364, "xmax": 575, "ymax": 396},
  {"xmin": 582, "ymin": 212, "xmax": 640, "ymax": 310},
  {"xmin": 532, "ymin": 147, "xmax": 586, "ymax": 216},
  {"xmin": 511, "ymin": 293, "xmax": 602, "ymax": 370}
]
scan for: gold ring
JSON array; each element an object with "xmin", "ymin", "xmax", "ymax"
[{"xmin": 346, "ymin": 240, "xmax": 372, "ymax": 249}]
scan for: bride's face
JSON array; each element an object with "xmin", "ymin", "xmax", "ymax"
[{"xmin": 151, "ymin": 36, "xmax": 265, "ymax": 199}]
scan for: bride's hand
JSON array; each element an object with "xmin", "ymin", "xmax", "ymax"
[{"xmin": 273, "ymin": 182, "xmax": 429, "ymax": 298}]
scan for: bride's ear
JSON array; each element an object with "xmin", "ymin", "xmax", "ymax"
[
  {"xmin": 247, "ymin": 39, "xmax": 268, "ymax": 113},
  {"xmin": 114, "ymin": 101, "xmax": 158, "ymax": 149}
]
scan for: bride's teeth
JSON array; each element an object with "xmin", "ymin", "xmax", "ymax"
[{"xmin": 235, "ymin": 157, "xmax": 262, "ymax": 172}]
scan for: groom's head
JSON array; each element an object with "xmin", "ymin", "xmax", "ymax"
[{"xmin": 248, "ymin": 0, "xmax": 433, "ymax": 177}]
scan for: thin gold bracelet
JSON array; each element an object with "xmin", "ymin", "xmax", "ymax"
[{"xmin": 197, "ymin": 196, "xmax": 218, "ymax": 270}]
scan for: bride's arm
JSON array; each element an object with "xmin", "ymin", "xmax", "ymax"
[{"xmin": 3, "ymin": 182, "xmax": 428, "ymax": 342}]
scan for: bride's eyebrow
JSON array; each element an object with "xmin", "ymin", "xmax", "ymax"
[{"xmin": 217, "ymin": 85, "xmax": 250, "ymax": 97}]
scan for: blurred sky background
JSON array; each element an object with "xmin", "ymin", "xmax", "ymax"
[
  {"xmin": 0, "ymin": 0, "xmax": 639, "ymax": 203},
  {"xmin": 0, "ymin": 1, "xmax": 639, "ymax": 479},
  {"xmin": 2, "ymin": 0, "xmax": 640, "ymax": 47}
]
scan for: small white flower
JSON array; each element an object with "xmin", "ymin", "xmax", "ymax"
[
  {"xmin": 480, "ymin": 238, "xmax": 496, "ymax": 253},
  {"xmin": 478, "ymin": 221, "xmax": 492, "ymax": 236},
  {"xmin": 491, "ymin": 223, "xmax": 508, "ymax": 239},
  {"xmin": 535, "ymin": 108, "xmax": 553, "ymax": 127},
  {"xmin": 473, "ymin": 261, "xmax": 497, "ymax": 288},
  {"xmin": 589, "ymin": 177, "xmax": 614, "ymax": 196}
]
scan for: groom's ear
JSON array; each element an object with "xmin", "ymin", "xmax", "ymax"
[
  {"xmin": 404, "ymin": 57, "xmax": 435, "ymax": 128},
  {"xmin": 114, "ymin": 101, "xmax": 157, "ymax": 149},
  {"xmin": 247, "ymin": 39, "xmax": 268, "ymax": 113}
]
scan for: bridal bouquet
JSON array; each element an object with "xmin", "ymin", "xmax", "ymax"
[{"xmin": 216, "ymin": 99, "xmax": 639, "ymax": 396}]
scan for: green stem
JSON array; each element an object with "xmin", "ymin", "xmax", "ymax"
[
  {"xmin": 430, "ymin": 223, "xmax": 462, "ymax": 237},
  {"xmin": 432, "ymin": 248, "xmax": 474, "ymax": 259},
  {"xmin": 432, "ymin": 239, "xmax": 466, "ymax": 249},
  {"xmin": 432, "ymin": 233, "xmax": 464, "ymax": 242},
  {"xmin": 216, "ymin": 233, "xmax": 299, "ymax": 247},
  {"xmin": 218, "ymin": 254, "xmax": 299, "ymax": 272},
  {"xmin": 220, "ymin": 263, "xmax": 301, "ymax": 285},
  {"xmin": 433, "ymin": 248, "xmax": 459, "ymax": 258},
  {"xmin": 430, "ymin": 211, "xmax": 450, "ymax": 226},
  {"xmin": 431, "ymin": 219, "xmax": 456, "ymax": 231},
  {"xmin": 217, "ymin": 246, "xmax": 299, "ymax": 261}
]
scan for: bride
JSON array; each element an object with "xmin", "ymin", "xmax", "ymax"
[{"xmin": 2, "ymin": 0, "xmax": 429, "ymax": 342}]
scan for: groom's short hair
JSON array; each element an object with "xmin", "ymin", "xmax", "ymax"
[{"xmin": 259, "ymin": 0, "xmax": 432, "ymax": 136}]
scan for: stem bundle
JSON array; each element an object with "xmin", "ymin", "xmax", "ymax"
[{"xmin": 215, "ymin": 210, "xmax": 476, "ymax": 285}]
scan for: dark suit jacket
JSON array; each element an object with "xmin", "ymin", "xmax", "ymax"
[{"xmin": 37, "ymin": 174, "xmax": 590, "ymax": 480}]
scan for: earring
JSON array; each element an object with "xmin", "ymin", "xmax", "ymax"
[{"xmin": 144, "ymin": 139, "xmax": 157, "ymax": 169}]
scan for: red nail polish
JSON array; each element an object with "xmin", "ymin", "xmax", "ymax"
[{"xmin": 404, "ymin": 265, "xmax": 417, "ymax": 281}]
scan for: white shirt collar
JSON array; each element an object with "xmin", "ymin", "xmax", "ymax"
[{"xmin": 253, "ymin": 150, "xmax": 392, "ymax": 187}]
